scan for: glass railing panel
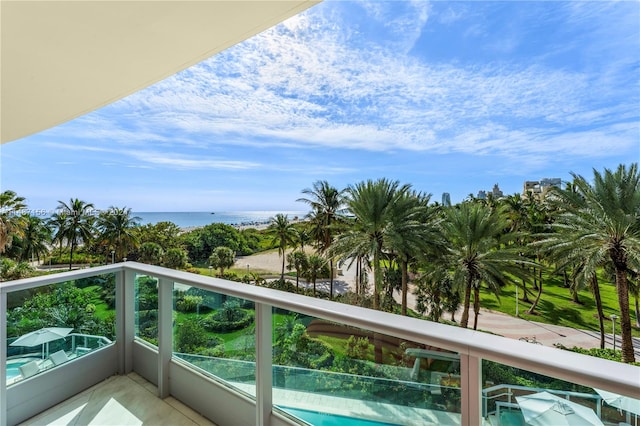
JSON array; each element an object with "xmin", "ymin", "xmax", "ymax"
[
  {"xmin": 172, "ymin": 284, "xmax": 256, "ymax": 397},
  {"xmin": 6, "ymin": 273, "xmax": 116, "ymax": 385},
  {"xmin": 481, "ymin": 359, "xmax": 613, "ymax": 425},
  {"xmin": 135, "ymin": 274, "xmax": 158, "ymax": 345},
  {"xmin": 271, "ymin": 307, "xmax": 461, "ymax": 426}
]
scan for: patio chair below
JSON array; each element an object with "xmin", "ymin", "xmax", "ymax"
[
  {"xmin": 19, "ymin": 360, "xmax": 41, "ymax": 379},
  {"xmin": 49, "ymin": 350, "xmax": 69, "ymax": 366}
]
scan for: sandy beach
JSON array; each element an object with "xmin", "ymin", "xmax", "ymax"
[
  {"xmin": 235, "ymin": 249, "xmax": 356, "ymax": 295},
  {"xmin": 180, "ymin": 218, "xmax": 305, "ymax": 233}
]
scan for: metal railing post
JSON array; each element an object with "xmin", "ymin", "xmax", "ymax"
[
  {"xmin": 256, "ymin": 303, "xmax": 273, "ymax": 426},
  {"xmin": 116, "ymin": 267, "xmax": 135, "ymax": 374},
  {"xmin": 1, "ymin": 291, "xmax": 7, "ymax": 426},
  {"xmin": 158, "ymin": 277, "xmax": 173, "ymax": 398},
  {"xmin": 461, "ymin": 354, "xmax": 481, "ymax": 425}
]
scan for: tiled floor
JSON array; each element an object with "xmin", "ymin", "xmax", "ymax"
[{"xmin": 19, "ymin": 373, "xmax": 217, "ymax": 426}]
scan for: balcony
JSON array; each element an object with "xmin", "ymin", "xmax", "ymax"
[{"xmin": 1, "ymin": 263, "xmax": 638, "ymax": 426}]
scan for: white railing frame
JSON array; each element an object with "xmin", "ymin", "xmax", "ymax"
[{"xmin": 2, "ymin": 262, "xmax": 639, "ymax": 426}]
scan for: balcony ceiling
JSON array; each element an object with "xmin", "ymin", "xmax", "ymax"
[{"xmin": 0, "ymin": 0, "xmax": 318, "ymax": 144}]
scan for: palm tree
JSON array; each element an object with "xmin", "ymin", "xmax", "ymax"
[
  {"xmin": 138, "ymin": 242, "xmax": 164, "ymax": 265},
  {"xmin": 537, "ymin": 164, "xmax": 640, "ymax": 363},
  {"xmin": 96, "ymin": 207, "xmax": 140, "ymax": 261},
  {"xmin": 304, "ymin": 254, "xmax": 326, "ymax": 296},
  {"xmin": 0, "ymin": 190, "xmax": 27, "ymax": 254},
  {"xmin": 48, "ymin": 211, "xmax": 70, "ymax": 258},
  {"xmin": 524, "ymin": 198, "xmax": 553, "ymax": 314},
  {"xmin": 293, "ymin": 227, "xmax": 312, "ymax": 252},
  {"xmin": 15, "ymin": 215, "xmax": 51, "ymax": 262},
  {"xmin": 209, "ymin": 246, "xmax": 236, "ymax": 277},
  {"xmin": 443, "ymin": 202, "xmax": 531, "ymax": 330},
  {"xmin": 56, "ymin": 198, "xmax": 95, "ymax": 270},
  {"xmin": 298, "ymin": 181, "xmax": 346, "ymax": 299},
  {"xmin": 267, "ymin": 213, "xmax": 297, "ymax": 280},
  {"xmin": 0, "ymin": 258, "xmax": 34, "ymax": 281},
  {"xmin": 502, "ymin": 193, "xmax": 533, "ymax": 304},
  {"xmin": 332, "ymin": 178, "xmax": 412, "ymax": 310},
  {"xmin": 386, "ymin": 192, "xmax": 445, "ymax": 316},
  {"xmin": 286, "ymin": 250, "xmax": 308, "ymax": 290}
]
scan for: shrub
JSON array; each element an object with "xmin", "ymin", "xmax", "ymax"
[
  {"xmin": 175, "ymin": 295, "xmax": 203, "ymax": 313},
  {"xmin": 346, "ymin": 336, "xmax": 372, "ymax": 360},
  {"xmin": 175, "ymin": 317, "xmax": 209, "ymax": 353},
  {"xmin": 204, "ymin": 310, "xmax": 254, "ymax": 333}
]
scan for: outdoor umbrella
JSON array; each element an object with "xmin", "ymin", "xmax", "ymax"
[
  {"xmin": 516, "ymin": 391, "xmax": 604, "ymax": 426},
  {"xmin": 594, "ymin": 388, "xmax": 640, "ymax": 416},
  {"xmin": 10, "ymin": 327, "xmax": 73, "ymax": 359}
]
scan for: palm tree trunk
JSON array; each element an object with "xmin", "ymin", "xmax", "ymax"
[
  {"xmin": 281, "ymin": 252, "xmax": 285, "ymax": 281},
  {"xmin": 329, "ymin": 259, "xmax": 334, "ymax": 300},
  {"xmin": 591, "ymin": 275, "xmax": 605, "ymax": 349},
  {"xmin": 69, "ymin": 241, "xmax": 74, "ymax": 270},
  {"xmin": 313, "ymin": 278, "xmax": 316, "ymax": 296},
  {"xmin": 520, "ymin": 262, "xmax": 531, "ymax": 303},
  {"xmin": 635, "ymin": 294, "xmax": 640, "ymax": 328},
  {"xmin": 460, "ymin": 278, "xmax": 472, "ymax": 328},
  {"xmin": 527, "ymin": 275, "xmax": 543, "ymax": 315},
  {"xmin": 614, "ymin": 266, "xmax": 635, "ymax": 363},
  {"xmin": 355, "ymin": 258, "xmax": 360, "ymax": 295},
  {"xmin": 373, "ymin": 249, "xmax": 381, "ymax": 311},
  {"xmin": 295, "ymin": 268, "xmax": 299, "ymax": 290},
  {"xmin": 571, "ymin": 286, "xmax": 580, "ymax": 304},
  {"xmin": 571, "ymin": 271, "xmax": 581, "ymax": 304},
  {"xmin": 521, "ymin": 278, "xmax": 531, "ymax": 303},
  {"xmin": 401, "ymin": 259, "xmax": 408, "ymax": 316},
  {"xmin": 472, "ymin": 287, "xmax": 481, "ymax": 330}
]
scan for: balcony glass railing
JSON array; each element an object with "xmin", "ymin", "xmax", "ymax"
[
  {"xmin": 4, "ymin": 273, "xmax": 116, "ymax": 385},
  {"xmin": 1, "ymin": 263, "xmax": 638, "ymax": 426},
  {"xmin": 172, "ymin": 285, "xmax": 258, "ymax": 397}
]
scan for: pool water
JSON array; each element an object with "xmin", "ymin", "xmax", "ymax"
[
  {"xmin": 281, "ymin": 407, "xmax": 399, "ymax": 426},
  {"xmin": 6, "ymin": 360, "xmax": 38, "ymax": 380}
]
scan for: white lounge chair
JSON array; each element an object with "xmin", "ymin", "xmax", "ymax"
[
  {"xmin": 19, "ymin": 360, "xmax": 41, "ymax": 378},
  {"xmin": 49, "ymin": 350, "xmax": 69, "ymax": 366}
]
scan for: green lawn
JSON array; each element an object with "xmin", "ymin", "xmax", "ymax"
[
  {"xmin": 82, "ymin": 285, "xmax": 114, "ymax": 320},
  {"xmin": 478, "ymin": 272, "xmax": 640, "ymax": 337}
]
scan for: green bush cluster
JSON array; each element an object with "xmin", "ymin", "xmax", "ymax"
[
  {"xmin": 554, "ymin": 344, "xmax": 640, "ymax": 366},
  {"xmin": 175, "ymin": 295, "xmax": 204, "ymax": 313},
  {"xmin": 175, "ymin": 317, "xmax": 225, "ymax": 354},
  {"xmin": 204, "ymin": 309, "xmax": 254, "ymax": 333},
  {"xmin": 181, "ymin": 223, "xmax": 266, "ymax": 261},
  {"xmin": 48, "ymin": 252, "xmax": 101, "ymax": 265}
]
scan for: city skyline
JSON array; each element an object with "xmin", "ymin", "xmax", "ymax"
[{"xmin": 1, "ymin": 1, "xmax": 638, "ymax": 211}]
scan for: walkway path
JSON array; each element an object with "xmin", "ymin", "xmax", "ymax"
[{"xmin": 236, "ymin": 251, "xmax": 640, "ymax": 357}]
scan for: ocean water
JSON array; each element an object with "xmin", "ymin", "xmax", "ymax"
[{"xmin": 133, "ymin": 211, "xmax": 307, "ymax": 229}]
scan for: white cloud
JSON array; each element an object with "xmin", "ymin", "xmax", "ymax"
[
  {"xmin": 52, "ymin": 1, "xmax": 637, "ymax": 170},
  {"xmin": 126, "ymin": 151, "xmax": 259, "ymax": 170}
]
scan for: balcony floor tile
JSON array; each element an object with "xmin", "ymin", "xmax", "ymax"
[{"xmin": 18, "ymin": 373, "xmax": 217, "ymax": 426}]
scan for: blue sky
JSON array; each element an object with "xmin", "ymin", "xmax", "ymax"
[{"xmin": 2, "ymin": 1, "xmax": 638, "ymax": 212}]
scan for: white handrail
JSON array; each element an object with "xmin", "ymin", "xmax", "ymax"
[{"xmin": 2, "ymin": 262, "xmax": 639, "ymax": 399}]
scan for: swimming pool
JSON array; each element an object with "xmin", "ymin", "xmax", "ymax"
[
  {"xmin": 280, "ymin": 407, "xmax": 399, "ymax": 426},
  {"xmin": 6, "ymin": 359, "xmax": 39, "ymax": 381}
]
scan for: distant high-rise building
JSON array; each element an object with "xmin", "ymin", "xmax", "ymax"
[
  {"xmin": 523, "ymin": 178, "xmax": 562, "ymax": 199},
  {"xmin": 442, "ymin": 192, "xmax": 451, "ymax": 206},
  {"xmin": 491, "ymin": 184, "xmax": 503, "ymax": 198},
  {"xmin": 477, "ymin": 190, "xmax": 487, "ymax": 200},
  {"xmin": 540, "ymin": 178, "xmax": 561, "ymax": 189}
]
